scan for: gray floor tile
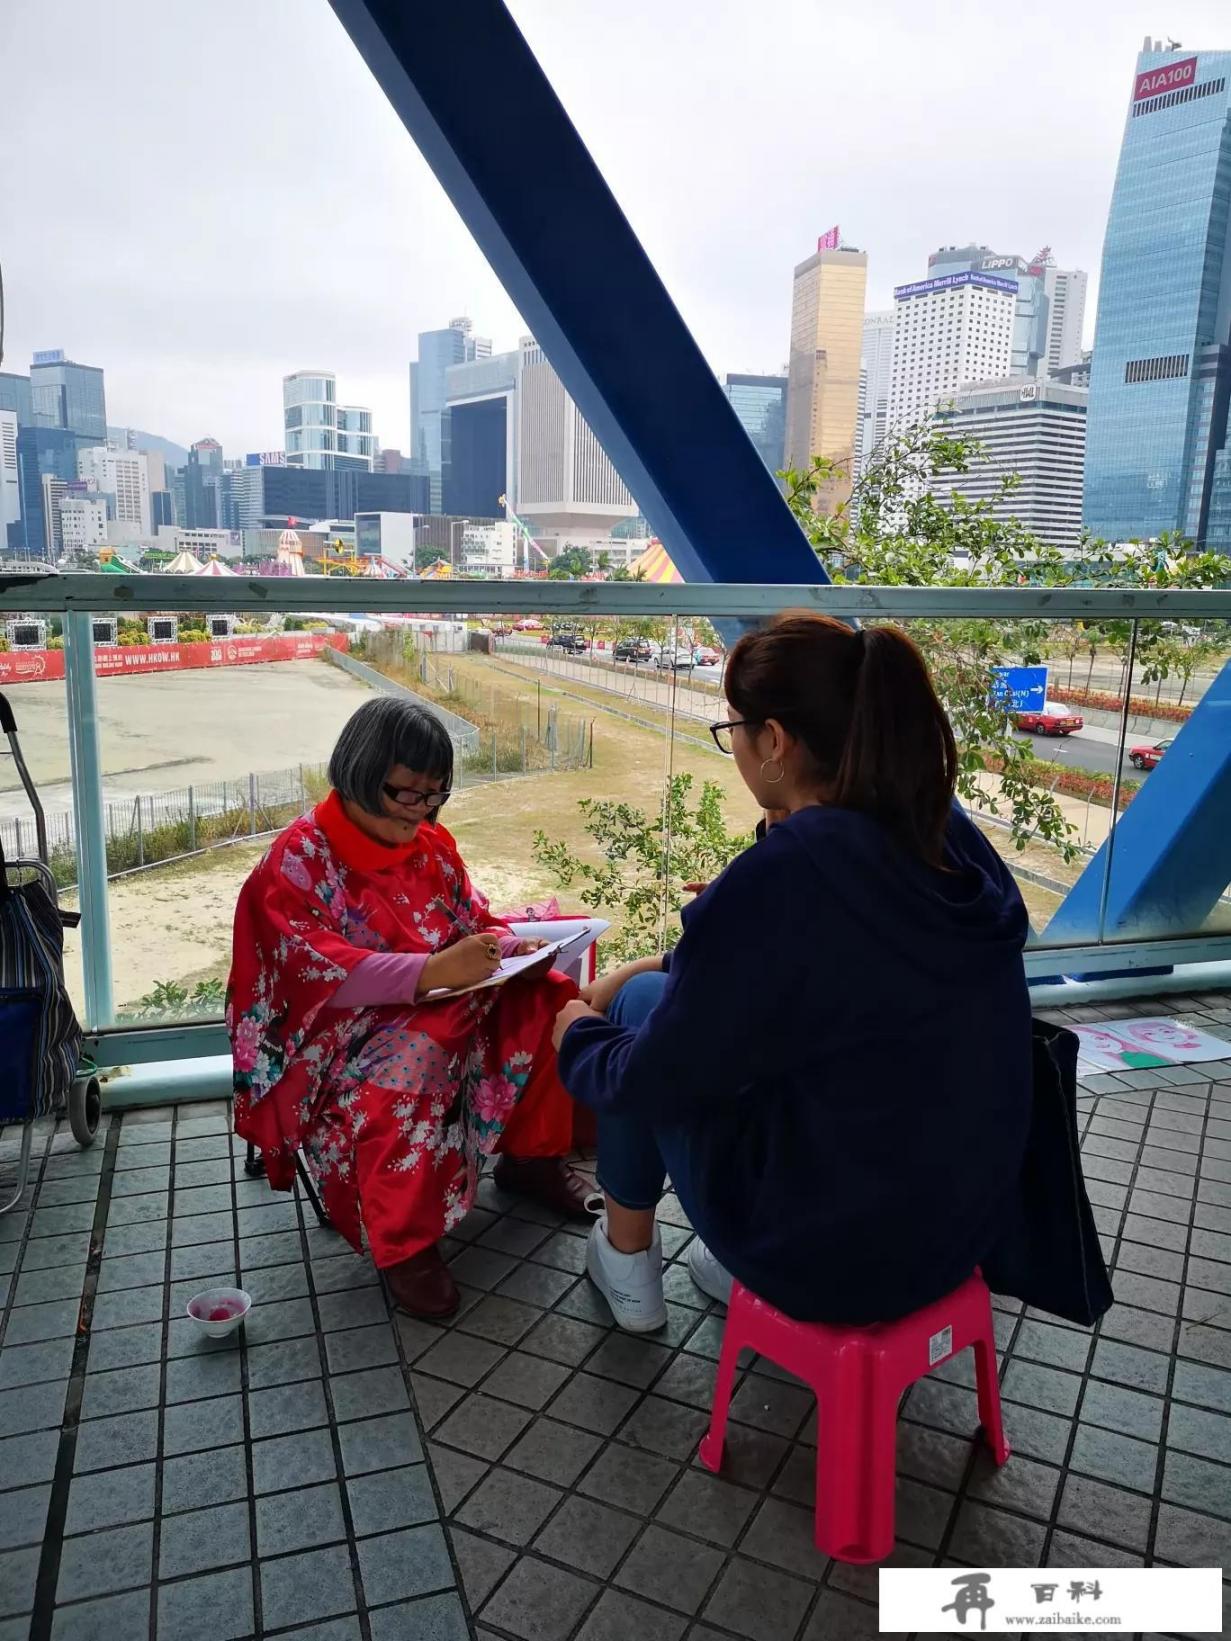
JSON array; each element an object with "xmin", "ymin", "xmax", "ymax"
[
  {"xmin": 1079, "ymin": 1377, "xmax": 1164, "ymax": 1442},
  {"xmin": 12, "ymin": 1262, "xmax": 88, "ymax": 1306},
  {"xmin": 575, "ymin": 1590, "xmax": 685, "ymax": 1641},
  {"xmin": 455, "ymin": 1295, "xmax": 539, "ymax": 1348},
  {"xmin": 616, "ymin": 1524, "xmax": 724, "ymax": 1615},
  {"xmin": 4, "ymin": 1297, "xmax": 81, "ymax": 1346},
  {"xmin": 247, "ymin": 1336, "xmax": 322, "ymax": 1390},
  {"xmin": 620, "ymin": 1395, "xmax": 710, "ymax": 1459},
  {"xmin": 18, "ymin": 1232, "xmax": 91, "ymax": 1273},
  {"xmin": 336, "ymin": 1410, "xmax": 423, "ymax": 1477},
  {"xmin": 156, "ymin": 1565, "xmax": 255, "ymax": 1641},
  {"xmin": 316, "ymin": 1287, "xmax": 388, "ymax": 1332},
  {"xmin": 259, "ymin": 1543, "xmax": 355, "ymax": 1630},
  {"xmin": 94, "ymin": 1250, "xmax": 166, "ymax": 1293},
  {"xmin": 159, "ymin": 1499, "xmax": 251, "ymax": 1579},
  {"xmin": 1172, "ymin": 1358, "xmax": 1231, "ymax": 1412},
  {"xmin": 0, "ymin": 1371, "xmax": 68, "ymax": 1437},
  {"xmin": 409, "ymin": 1374, "xmax": 464, "ymax": 1431},
  {"xmin": 579, "ymin": 1441, "xmax": 680, "ymax": 1516},
  {"xmin": 455, "ymin": 1466, "xmax": 561, "ymax": 1547},
  {"xmin": 329, "ymin": 1365, "xmax": 410, "ymax": 1423},
  {"xmin": 0, "ymin": 1428, "xmax": 61, "ymax": 1491},
  {"xmin": 89, "ymin": 1284, "xmax": 164, "ymax": 1332},
  {"xmin": 658, "ymin": 1469, "xmax": 759, "ymax": 1550},
  {"xmin": 248, "ymin": 1377, "xmax": 328, "ymax": 1440},
  {"xmin": 49, "ymin": 1588, "xmax": 151, "ymax": 1641},
  {"xmin": 433, "ymin": 1392, "xmax": 531, "ymax": 1460},
  {"xmin": 79, "ymin": 1363, "xmax": 161, "ymax": 1421},
  {"xmin": 482, "ymin": 1350, "xmax": 570, "ymax": 1411},
  {"xmin": 429, "ymin": 1445, "xmax": 488, "ymax": 1513},
  {"xmin": 0, "ymin": 1546, "xmax": 38, "ymax": 1620},
  {"xmin": 481, "ymin": 1553, "xmax": 595, "ymax": 1641},
  {"xmin": 367, "ymin": 1593, "xmax": 469, "ymax": 1641},
  {"xmin": 1165, "ymin": 1399, "xmax": 1231, "ymax": 1464},
  {"xmin": 322, "ymin": 1322, "xmax": 398, "ymax": 1376},
  {"xmin": 266, "ymin": 1621, "xmax": 360, "ymax": 1641},
  {"xmin": 949, "ymin": 1499, "xmax": 1049, "ymax": 1565},
  {"xmin": 0, "ymin": 1336, "xmax": 75, "ymax": 1392},
  {"xmin": 346, "ymin": 1463, "xmax": 437, "ymax": 1536},
  {"xmin": 536, "ymin": 1494, "xmax": 640, "ymax": 1577},
  {"xmin": 521, "ymin": 1313, "xmax": 606, "ymax": 1366},
  {"xmin": 417, "ymin": 1330, "xmax": 506, "ymax": 1388},
  {"xmin": 1162, "ymin": 1448, "xmax": 1231, "ymax": 1520},
  {"xmin": 449, "ymin": 1525, "xmax": 515, "ymax": 1609},
  {"xmin": 164, "ymin": 1348, "xmax": 243, "ymax": 1405},
  {"xmin": 357, "ymin": 1524, "xmax": 454, "ymax": 1606},
  {"xmin": 1057, "ymin": 1472, "xmax": 1153, "ymax": 1551},
  {"xmin": 702, "ymin": 1555, "xmax": 815, "ymax": 1641},
  {"xmin": 161, "ymin": 1444, "xmax": 249, "ymax": 1515},
  {"xmin": 309, "ymin": 1253, "xmax": 379, "ymax": 1295},
  {"xmin": 72, "ymin": 1408, "xmax": 159, "ymax": 1473},
  {"xmin": 163, "ymin": 1392, "xmax": 245, "ymax": 1456},
  {"xmin": 0, "ymin": 1482, "xmax": 51, "ymax": 1549},
  {"xmin": 256, "ymin": 1481, "xmax": 348, "ymax": 1558},
  {"xmin": 55, "ymin": 1520, "xmax": 153, "ymax": 1604},
  {"xmin": 504, "ymin": 1417, "xmax": 603, "ymax": 1487},
  {"xmin": 586, "ymin": 1332, "xmax": 673, "ymax": 1389},
  {"xmin": 547, "ymin": 1371, "xmax": 639, "ymax": 1436},
  {"xmin": 252, "ymin": 1426, "xmax": 338, "ymax": 1495},
  {"xmin": 64, "ymin": 1462, "xmax": 156, "ymax": 1535}
]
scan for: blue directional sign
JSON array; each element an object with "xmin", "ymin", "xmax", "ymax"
[{"xmin": 991, "ymin": 666, "xmax": 1048, "ymax": 712}]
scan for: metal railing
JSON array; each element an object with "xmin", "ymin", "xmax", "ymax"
[{"xmin": 0, "ymin": 574, "xmax": 1228, "ymax": 1066}]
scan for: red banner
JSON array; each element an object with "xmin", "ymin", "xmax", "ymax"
[
  {"xmin": 0, "ymin": 631, "xmax": 346, "ymax": 686},
  {"xmin": 1134, "ymin": 55, "xmax": 1197, "ymax": 100}
]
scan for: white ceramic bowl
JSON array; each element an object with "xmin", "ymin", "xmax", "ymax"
[{"xmin": 186, "ymin": 1286, "xmax": 252, "ymax": 1338}]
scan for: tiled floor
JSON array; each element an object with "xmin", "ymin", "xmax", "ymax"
[{"xmin": 1, "ymin": 992, "xmax": 1230, "ymax": 1641}]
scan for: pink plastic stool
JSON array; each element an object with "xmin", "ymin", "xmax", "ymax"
[{"xmin": 698, "ymin": 1270, "xmax": 1010, "ymax": 1564}]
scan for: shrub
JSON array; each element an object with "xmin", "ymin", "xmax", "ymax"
[
  {"xmin": 1048, "ymin": 684, "xmax": 1193, "ymax": 725},
  {"xmin": 120, "ymin": 977, "xmax": 225, "ymax": 1021}
]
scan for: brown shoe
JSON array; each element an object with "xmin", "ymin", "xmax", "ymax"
[
  {"xmin": 384, "ymin": 1245, "xmax": 460, "ymax": 1319},
  {"xmin": 493, "ymin": 1156, "xmax": 602, "ymax": 1222}
]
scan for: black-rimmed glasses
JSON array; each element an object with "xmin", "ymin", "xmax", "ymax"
[
  {"xmin": 709, "ymin": 720, "xmax": 756, "ymax": 755},
  {"xmin": 382, "ymin": 783, "xmax": 452, "ymax": 811}
]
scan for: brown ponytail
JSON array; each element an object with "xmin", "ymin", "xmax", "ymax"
[{"xmin": 724, "ymin": 613, "xmax": 958, "ymax": 865}]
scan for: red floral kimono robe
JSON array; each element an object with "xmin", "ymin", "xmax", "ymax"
[{"xmin": 227, "ymin": 791, "xmax": 576, "ymax": 1266}]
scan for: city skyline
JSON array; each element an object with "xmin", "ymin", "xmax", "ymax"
[{"xmin": 3, "ymin": 0, "xmax": 1225, "ymax": 457}]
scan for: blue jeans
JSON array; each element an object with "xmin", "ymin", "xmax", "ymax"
[{"xmin": 595, "ymin": 970, "xmax": 675, "ymax": 1211}]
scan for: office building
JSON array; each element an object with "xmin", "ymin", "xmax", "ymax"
[
  {"xmin": 40, "ymin": 476, "xmax": 69, "ymax": 557},
  {"xmin": 0, "ymin": 413, "xmax": 20, "ymax": 543},
  {"xmin": 516, "ymin": 337, "xmax": 638, "ymax": 533},
  {"xmin": 184, "ymin": 438, "xmax": 224, "ymax": 528},
  {"xmin": 723, "ymin": 374, "xmax": 787, "ymax": 481},
  {"xmin": 11, "ymin": 428, "xmax": 85, "ymax": 558},
  {"xmin": 30, "ymin": 349, "xmax": 107, "ymax": 441},
  {"xmin": 410, "ymin": 319, "xmax": 492, "ymax": 510},
  {"xmin": 60, "ymin": 494, "xmax": 108, "ymax": 557},
  {"xmin": 374, "ymin": 449, "xmax": 405, "ymax": 473},
  {"xmin": 933, "ymin": 377, "xmax": 1088, "ymax": 551},
  {"xmin": 785, "ymin": 240, "xmax": 868, "ymax": 515},
  {"xmin": 0, "ymin": 374, "xmax": 33, "ymax": 426},
  {"xmin": 886, "ymin": 272, "xmax": 1017, "ymax": 430},
  {"xmin": 1085, "ymin": 43, "xmax": 1231, "ymax": 544},
  {"xmin": 1042, "ymin": 265, "xmax": 1088, "ymax": 373},
  {"xmin": 77, "ymin": 444, "xmax": 152, "ymax": 535},
  {"xmin": 223, "ymin": 463, "xmax": 429, "ymax": 531},
  {"xmin": 926, "ymin": 246, "xmax": 1061, "ymax": 380},
  {"xmin": 443, "ymin": 351, "xmax": 518, "ymax": 518},
  {"xmin": 283, "ymin": 372, "xmax": 377, "ymax": 470},
  {"xmin": 155, "ymin": 526, "xmax": 240, "ymax": 560},
  {"xmin": 354, "ymin": 512, "xmax": 416, "ymax": 568},
  {"xmin": 855, "ymin": 311, "xmax": 895, "ymax": 473}
]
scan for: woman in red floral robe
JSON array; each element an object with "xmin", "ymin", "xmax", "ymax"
[{"xmin": 227, "ymin": 698, "xmax": 593, "ymax": 1317}]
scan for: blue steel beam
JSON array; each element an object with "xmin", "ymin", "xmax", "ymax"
[
  {"xmin": 325, "ymin": 0, "xmax": 826, "ymax": 589},
  {"xmin": 1045, "ymin": 658, "xmax": 1231, "ymax": 948}
]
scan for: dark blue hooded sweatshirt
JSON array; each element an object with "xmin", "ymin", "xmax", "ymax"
[{"xmin": 558, "ymin": 805, "xmax": 1033, "ymax": 1324}]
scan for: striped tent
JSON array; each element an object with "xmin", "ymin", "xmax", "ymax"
[
  {"xmin": 627, "ymin": 538, "xmax": 681, "ymax": 584},
  {"xmin": 196, "ymin": 557, "xmax": 237, "ymax": 576}
]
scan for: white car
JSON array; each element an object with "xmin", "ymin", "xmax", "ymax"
[{"xmin": 653, "ymin": 648, "xmax": 694, "ymax": 670}]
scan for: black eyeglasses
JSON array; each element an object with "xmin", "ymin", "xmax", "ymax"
[
  {"xmin": 382, "ymin": 783, "xmax": 452, "ymax": 811},
  {"xmin": 709, "ymin": 720, "xmax": 756, "ymax": 755}
]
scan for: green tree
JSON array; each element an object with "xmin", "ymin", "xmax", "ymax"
[
  {"xmin": 783, "ymin": 426, "xmax": 1231, "ymax": 858},
  {"xmin": 533, "ymin": 774, "xmax": 752, "ymax": 966},
  {"xmin": 547, "ymin": 545, "xmax": 592, "ymax": 579}
]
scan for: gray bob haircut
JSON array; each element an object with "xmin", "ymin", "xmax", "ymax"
[{"xmin": 328, "ymin": 697, "xmax": 454, "ymax": 815}]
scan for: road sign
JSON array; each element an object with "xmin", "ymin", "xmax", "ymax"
[{"xmin": 991, "ymin": 666, "xmax": 1048, "ymax": 712}]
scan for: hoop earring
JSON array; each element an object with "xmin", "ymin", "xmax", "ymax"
[{"xmin": 760, "ymin": 758, "xmax": 785, "ymax": 785}]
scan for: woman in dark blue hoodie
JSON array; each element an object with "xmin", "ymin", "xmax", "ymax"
[{"xmin": 552, "ymin": 612, "xmax": 1033, "ymax": 1333}]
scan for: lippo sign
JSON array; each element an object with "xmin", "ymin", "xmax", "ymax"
[
  {"xmin": 1134, "ymin": 55, "xmax": 1197, "ymax": 100},
  {"xmin": 0, "ymin": 631, "xmax": 346, "ymax": 686}
]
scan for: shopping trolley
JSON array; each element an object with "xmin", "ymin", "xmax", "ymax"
[{"xmin": 0, "ymin": 689, "xmax": 101, "ymax": 1214}]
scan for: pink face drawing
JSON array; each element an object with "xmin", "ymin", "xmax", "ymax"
[
  {"xmin": 1119, "ymin": 1020, "xmax": 1202, "ymax": 1053},
  {"xmin": 1077, "ymin": 1027, "xmax": 1129, "ymax": 1059}
]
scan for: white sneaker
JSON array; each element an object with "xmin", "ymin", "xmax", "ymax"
[
  {"xmin": 587, "ymin": 1217, "xmax": 667, "ymax": 1333},
  {"xmin": 687, "ymin": 1238, "xmax": 734, "ymax": 1306}
]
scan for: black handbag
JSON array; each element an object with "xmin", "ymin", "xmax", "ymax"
[{"xmin": 981, "ymin": 1018, "xmax": 1115, "ymax": 1327}]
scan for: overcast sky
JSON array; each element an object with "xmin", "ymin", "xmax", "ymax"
[{"xmin": 1, "ymin": 0, "xmax": 1225, "ymax": 456}]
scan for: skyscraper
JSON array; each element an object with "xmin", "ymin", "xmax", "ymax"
[
  {"xmin": 723, "ymin": 374, "xmax": 787, "ymax": 481},
  {"xmin": 283, "ymin": 373, "xmax": 377, "ymax": 471},
  {"xmin": 443, "ymin": 351, "xmax": 518, "ymax": 518},
  {"xmin": 1085, "ymin": 43, "xmax": 1231, "ymax": 544},
  {"xmin": 926, "ymin": 246, "xmax": 1068, "ymax": 380},
  {"xmin": 1042, "ymin": 264, "xmax": 1088, "ymax": 373},
  {"xmin": 0, "ymin": 374, "xmax": 33, "ymax": 427},
  {"xmin": 855, "ymin": 311, "xmax": 895, "ymax": 473},
  {"xmin": 933, "ymin": 378, "xmax": 1088, "ymax": 551},
  {"xmin": 77, "ymin": 445, "xmax": 152, "ymax": 535},
  {"xmin": 184, "ymin": 438, "xmax": 224, "ymax": 528},
  {"xmin": 0, "ymin": 412, "xmax": 21, "ymax": 546},
  {"xmin": 785, "ymin": 239, "xmax": 867, "ymax": 515},
  {"xmin": 410, "ymin": 318, "xmax": 491, "ymax": 511},
  {"xmin": 887, "ymin": 272, "xmax": 1017, "ymax": 431},
  {"xmin": 29, "ymin": 350, "xmax": 107, "ymax": 441},
  {"xmin": 516, "ymin": 337, "xmax": 638, "ymax": 534}
]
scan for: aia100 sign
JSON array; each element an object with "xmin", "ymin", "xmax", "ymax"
[{"xmin": 1134, "ymin": 55, "xmax": 1197, "ymax": 100}]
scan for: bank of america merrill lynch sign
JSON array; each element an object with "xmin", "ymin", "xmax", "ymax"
[{"xmin": 1134, "ymin": 55, "xmax": 1197, "ymax": 100}]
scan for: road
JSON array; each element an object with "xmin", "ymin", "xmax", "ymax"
[{"xmin": 495, "ymin": 641, "xmax": 1157, "ymax": 783}]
